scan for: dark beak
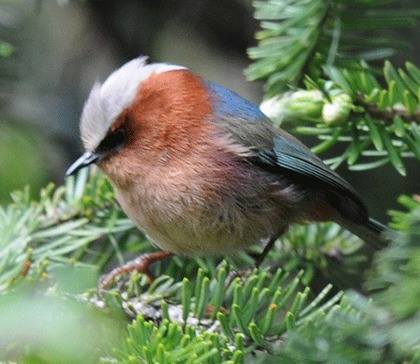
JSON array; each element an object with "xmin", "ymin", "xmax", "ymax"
[{"xmin": 65, "ymin": 151, "xmax": 99, "ymax": 176}]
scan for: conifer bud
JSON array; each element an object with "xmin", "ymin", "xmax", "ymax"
[
  {"xmin": 260, "ymin": 90, "xmax": 324, "ymax": 125},
  {"xmin": 322, "ymin": 94, "xmax": 352, "ymax": 125}
]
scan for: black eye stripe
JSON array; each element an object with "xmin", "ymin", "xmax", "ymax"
[{"xmin": 95, "ymin": 127, "xmax": 127, "ymax": 154}]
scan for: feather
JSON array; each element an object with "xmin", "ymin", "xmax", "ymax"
[
  {"xmin": 80, "ymin": 57, "xmax": 185, "ymax": 151},
  {"xmin": 206, "ymin": 80, "xmax": 368, "ymax": 224},
  {"xmin": 257, "ymin": 136, "xmax": 368, "ymax": 223}
]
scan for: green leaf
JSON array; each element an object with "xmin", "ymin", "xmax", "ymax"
[
  {"xmin": 403, "ymin": 90, "xmax": 418, "ymax": 114},
  {"xmin": 311, "ymin": 128, "xmax": 342, "ymax": 154},
  {"xmin": 392, "ymin": 116, "xmax": 407, "ymax": 138},
  {"xmin": 195, "ymin": 276, "xmax": 210, "ymax": 320},
  {"xmin": 364, "ymin": 116, "xmax": 383, "ymax": 150},
  {"xmin": 379, "ymin": 125, "xmax": 406, "ymax": 176},
  {"xmin": 182, "ymin": 278, "xmax": 192, "ymax": 323},
  {"xmin": 405, "ymin": 62, "xmax": 420, "ymax": 84},
  {"xmin": 349, "ymin": 158, "xmax": 389, "ymax": 171}
]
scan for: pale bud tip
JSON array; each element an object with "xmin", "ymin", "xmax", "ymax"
[{"xmin": 260, "ymin": 96, "xmax": 284, "ymax": 120}]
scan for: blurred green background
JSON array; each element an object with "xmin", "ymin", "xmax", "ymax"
[{"xmin": 0, "ymin": 0, "xmax": 419, "ymax": 220}]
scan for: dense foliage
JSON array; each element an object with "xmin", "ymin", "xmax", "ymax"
[{"xmin": 0, "ymin": 0, "xmax": 419, "ymax": 363}]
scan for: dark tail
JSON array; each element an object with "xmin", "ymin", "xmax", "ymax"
[{"xmin": 337, "ymin": 217, "xmax": 390, "ymax": 250}]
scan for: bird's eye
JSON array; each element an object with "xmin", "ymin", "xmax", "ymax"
[{"xmin": 95, "ymin": 127, "xmax": 127, "ymax": 155}]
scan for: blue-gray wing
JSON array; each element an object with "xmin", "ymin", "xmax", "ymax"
[{"xmin": 206, "ymin": 80, "xmax": 368, "ymax": 223}]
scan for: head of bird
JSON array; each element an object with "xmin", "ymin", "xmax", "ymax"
[{"xmin": 66, "ymin": 57, "xmax": 216, "ymax": 188}]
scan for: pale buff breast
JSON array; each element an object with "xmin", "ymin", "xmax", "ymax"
[{"xmin": 111, "ymin": 156, "xmax": 303, "ymax": 256}]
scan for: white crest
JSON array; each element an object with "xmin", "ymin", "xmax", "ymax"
[{"xmin": 80, "ymin": 56, "xmax": 186, "ymax": 151}]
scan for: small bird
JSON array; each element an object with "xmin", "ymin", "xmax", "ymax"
[{"xmin": 66, "ymin": 57, "xmax": 386, "ymax": 287}]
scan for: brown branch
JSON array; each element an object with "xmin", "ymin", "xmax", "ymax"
[{"xmin": 356, "ymin": 97, "xmax": 420, "ymax": 124}]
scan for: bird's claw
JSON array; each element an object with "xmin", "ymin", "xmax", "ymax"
[{"xmin": 97, "ymin": 251, "xmax": 172, "ymax": 291}]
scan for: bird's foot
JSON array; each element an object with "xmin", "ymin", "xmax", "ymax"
[
  {"xmin": 225, "ymin": 268, "xmax": 254, "ymax": 286},
  {"xmin": 251, "ymin": 236, "xmax": 278, "ymax": 268},
  {"xmin": 98, "ymin": 251, "xmax": 173, "ymax": 290}
]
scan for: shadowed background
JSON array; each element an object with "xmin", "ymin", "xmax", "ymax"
[{"xmin": 1, "ymin": 0, "xmax": 419, "ymax": 221}]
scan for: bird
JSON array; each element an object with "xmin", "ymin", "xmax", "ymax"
[{"xmin": 66, "ymin": 56, "xmax": 387, "ymax": 288}]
